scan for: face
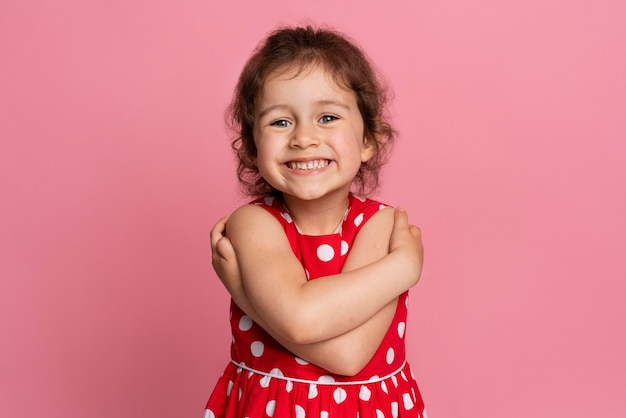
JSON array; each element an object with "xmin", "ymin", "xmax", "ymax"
[{"xmin": 253, "ymin": 65, "xmax": 375, "ymax": 203}]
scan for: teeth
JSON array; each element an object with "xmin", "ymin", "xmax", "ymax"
[{"xmin": 288, "ymin": 160, "xmax": 330, "ymax": 170}]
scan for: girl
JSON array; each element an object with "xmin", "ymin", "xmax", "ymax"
[{"xmin": 205, "ymin": 25, "xmax": 427, "ymax": 418}]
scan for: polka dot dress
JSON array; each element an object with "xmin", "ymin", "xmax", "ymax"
[{"xmin": 204, "ymin": 194, "xmax": 426, "ymax": 418}]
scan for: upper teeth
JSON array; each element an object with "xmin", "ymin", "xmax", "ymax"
[{"xmin": 288, "ymin": 160, "xmax": 330, "ymax": 170}]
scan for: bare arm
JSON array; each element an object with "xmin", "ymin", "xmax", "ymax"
[
  {"xmin": 211, "ymin": 206, "xmax": 423, "ymax": 374},
  {"xmin": 225, "ymin": 204, "xmax": 421, "ymax": 345}
]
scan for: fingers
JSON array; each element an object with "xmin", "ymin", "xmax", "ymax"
[
  {"xmin": 212, "ymin": 234, "xmax": 239, "ymax": 285},
  {"xmin": 408, "ymin": 225, "xmax": 422, "ymax": 239},
  {"xmin": 389, "ymin": 207, "xmax": 424, "ymax": 285},
  {"xmin": 391, "ymin": 207, "xmax": 423, "ymax": 254},
  {"xmin": 210, "ymin": 214, "xmax": 230, "ymax": 249},
  {"xmin": 211, "ymin": 214, "xmax": 238, "ymax": 265},
  {"xmin": 393, "ymin": 206, "xmax": 409, "ymax": 228},
  {"xmin": 394, "ymin": 207, "xmax": 422, "ymax": 236},
  {"xmin": 409, "ymin": 225, "xmax": 424, "ymax": 259},
  {"xmin": 214, "ymin": 235, "xmax": 235, "ymax": 261},
  {"xmin": 209, "ymin": 213, "xmax": 243, "ymax": 292},
  {"xmin": 393, "ymin": 207, "xmax": 422, "ymax": 239}
]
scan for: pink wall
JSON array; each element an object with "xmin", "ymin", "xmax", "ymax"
[{"xmin": 1, "ymin": 1, "xmax": 625, "ymax": 417}]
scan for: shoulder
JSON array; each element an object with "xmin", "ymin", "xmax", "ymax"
[
  {"xmin": 225, "ymin": 203, "xmax": 300, "ymax": 263},
  {"xmin": 358, "ymin": 204, "xmax": 395, "ymax": 238},
  {"xmin": 352, "ymin": 195, "xmax": 395, "ymax": 248},
  {"xmin": 229, "ymin": 195, "xmax": 286, "ymax": 223},
  {"xmin": 350, "ymin": 195, "xmax": 395, "ymax": 234},
  {"xmin": 226, "ymin": 203, "xmax": 285, "ymax": 241},
  {"xmin": 342, "ymin": 199, "xmax": 394, "ymax": 270}
]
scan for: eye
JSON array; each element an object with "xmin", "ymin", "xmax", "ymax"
[
  {"xmin": 319, "ymin": 115, "xmax": 338, "ymax": 124},
  {"xmin": 270, "ymin": 119, "xmax": 291, "ymax": 127}
]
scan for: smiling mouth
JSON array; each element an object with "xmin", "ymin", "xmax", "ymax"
[{"xmin": 287, "ymin": 159, "xmax": 330, "ymax": 170}]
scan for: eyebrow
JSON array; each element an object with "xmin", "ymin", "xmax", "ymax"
[
  {"xmin": 257, "ymin": 104, "xmax": 289, "ymax": 119},
  {"xmin": 315, "ymin": 99, "xmax": 351, "ymax": 110},
  {"xmin": 257, "ymin": 100, "xmax": 352, "ymax": 119}
]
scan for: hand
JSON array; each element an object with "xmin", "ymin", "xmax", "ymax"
[
  {"xmin": 210, "ymin": 214, "xmax": 243, "ymax": 295},
  {"xmin": 389, "ymin": 207, "xmax": 424, "ymax": 285}
]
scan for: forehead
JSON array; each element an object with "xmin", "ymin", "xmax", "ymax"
[{"xmin": 258, "ymin": 64, "xmax": 354, "ymax": 105}]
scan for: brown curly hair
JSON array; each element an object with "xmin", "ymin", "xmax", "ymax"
[{"xmin": 227, "ymin": 24, "xmax": 396, "ymax": 197}]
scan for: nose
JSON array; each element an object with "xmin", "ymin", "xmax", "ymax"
[{"xmin": 290, "ymin": 121, "xmax": 319, "ymax": 148}]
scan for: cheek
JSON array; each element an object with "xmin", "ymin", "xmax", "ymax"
[{"xmin": 254, "ymin": 145, "xmax": 274, "ymax": 174}]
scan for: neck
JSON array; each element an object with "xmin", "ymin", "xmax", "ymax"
[{"xmin": 282, "ymin": 192, "xmax": 351, "ymax": 236}]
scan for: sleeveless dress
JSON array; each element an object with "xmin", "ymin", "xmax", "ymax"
[{"xmin": 204, "ymin": 194, "xmax": 426, "ymax": 418}]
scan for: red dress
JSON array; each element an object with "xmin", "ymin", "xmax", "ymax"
[{"xmin": 204, "ymin": 194, "xmax": 426, "ymax": 418}]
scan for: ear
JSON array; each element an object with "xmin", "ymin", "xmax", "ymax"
[{"xmin": 360, "ymin": 136, "xmax": 377, "ymax": 163}]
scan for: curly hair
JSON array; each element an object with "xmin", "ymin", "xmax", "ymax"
[{"xmin": 227, "ymin": 24, "xmax": 396, "ymax": 197}]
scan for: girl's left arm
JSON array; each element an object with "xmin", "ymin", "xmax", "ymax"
[{"xmin": 211, "ymin": 209, "xmax": 417, "ymax": 376}]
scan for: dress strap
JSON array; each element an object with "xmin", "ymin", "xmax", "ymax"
[{"xmin": 230, "ymin": 360, "xmax": 406, "ymax": 386}]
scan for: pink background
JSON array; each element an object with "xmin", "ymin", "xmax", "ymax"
[{"xmin": 1, "ymin": 1, "xmax": 625, "ymax": 417}]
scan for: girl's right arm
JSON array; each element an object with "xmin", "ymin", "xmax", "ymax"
[
  {"xmin": 221, "ymin": 204, "xmax": 422, "ymax": 345},
  {"xmin": 212, "ymin": 208, "xmax": 421, "ymax": 375}
]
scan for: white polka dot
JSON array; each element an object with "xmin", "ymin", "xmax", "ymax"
[
  {"xmin": 403, "ymin": 393, "xmax": 415, "ymax": 410},
  {"xmin": 340, "ymin": 240, "xmax": 349, "ymax": 256},
  {"xmin": 392, "ymin": 375, "xmax": 398, "ymax": 387},
  {"xmin": 265, "ymin": 400, "xmax": 276, "ymax": 417},
  {"xmin": 264, "ymin": 196, "xmax": 274, "ymax": 206},
  {"xmin": 308, "ymin": 384, "xmax": 318, "ymax": 399},
  {"xmin": 368, "ymin": 375, "xmax": 379, "ymax": 382},
  {"xmin": 239, "ymin": 315, "xmax": 253, "ymax": 331},
  {"xmin": 333, "ymin": 387, "xmax": 347, "ymax": 404},
  {"xmin": 295, "ymin": 404, "xmax": 306, "ymax": 418},
  {"xmin": 318, "ymin": 375, "xmax": 335, "ymax": 384},
  {"xmin": 397, "ymin": 322, "xmax": 405, "ymax": 338},
  {"xmin": 203, "ymin": 409, "xmax": 215, "ymax": 418},
  {"xmin": 226, "ymin": 380, "xmax": 233, "ymax": 396},
  {"xmin": 269, "ymin": 368, "xmax": 284, "ymax": 377},
  {"xmin": 281, "ymin": 212, "xmax": 293, "ymax": 223},
  {"xmin": 359, "ymin": 385, "xmax": 371, "ymax": 401},
  {"xmin": 423, "ymin": 409, "xmax": 429, "ymax": 418},
  {"xmin": 391, "ymin": 401, "xmax": 399, "ymax": 417},
  {"xmin": 381, "ymin": 381, "xmax": 388, "ymax": 394},
  {"xmin": 260, "ymin": 369, "xmax": 283, "ymax": 388},
  {"xmin": 316, "ymin": 244, "xmax": 335, "ymax": 262},
  {"xmin": 354, "ymin": 213, "xmax": 364, "ymax": 227},
  {"xmin": 405, "ymin": 295, "xmax": 409, "ymax": 308},
  {"xmin": 304, "ymin": 269, "xmax": 310, "ymax": 280},
  {"xmin": 251, "ymin": 341, "xmax": 264, "ymax": 357},
  {"xmin": 260, "ymin": 375, "xmax": 271, "ymax": 388},
  {"xmin": 401, "ymin": 371, "xmax": 408, "ymax": 381},
  {"xmin": 238, "ymin": 388, "xmax": 242, "ymax": 401},
  {"xmin": 295, "ymin": 356, "xmax": 310, "ymax": 365},
  {"xmin": 386, "ymin": 347, "xmax": 395, "ymax": 364},
  {"xmin": 354, "ymin": 195, "xmax": 366, "ymax": 202},
  {"xmin": 286, "ymin": 380, "xmax": 293, "ymax": 392},
  {"xmin": 320, "ymin": 412, "xmax": 329, "ymax": 418},
  {"xmin": 376, "ymin": 409, "xmax": 385, "ymax": 418},
  {"xmin": 379, "ymin": 204, "xmax": 387, "ymax": 210}
]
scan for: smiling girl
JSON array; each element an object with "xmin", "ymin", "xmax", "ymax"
[{"xmin": 204, "ymin": 25, "xmax": 427, "ymax": 418}]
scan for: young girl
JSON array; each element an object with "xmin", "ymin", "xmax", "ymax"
[{"xmin": 204, "ymin": 25, "xmax": 427, "ymax": 418}]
